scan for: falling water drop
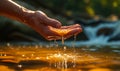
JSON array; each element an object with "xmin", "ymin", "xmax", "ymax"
[
  {"xmin": 73, "ymin": 34, "xmax": 77, "ymax": 52},
  {"xmin": 54, "ymin": 39, "xmax": 58, "ymax": 47},
  {"xmin": 64, "ymin": 46, "xmax": 67, "ymax": 50},
  {"xmin": 72, "ymin": 34, "xmax": 77, "ymax": 68},
  {"xmin": 7, "ymin": 43, "xmax": 10, "ymax": 47},
  {"xmin": 62, "ymin": 36, "xmax": 64, "ymax": 45}
]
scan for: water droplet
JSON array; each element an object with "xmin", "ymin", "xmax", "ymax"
[
  {"xmin": 18, "ymin": 64, "xmax": 22, "ymax": 68},
  {"xmin": 22, "ymin": 54, "xmax": 25, "ymax": 57},
  {"xmin": 7, "ymin": 43, "xmax": 10, "ymax": 47},
  {"xmin": 62, "ymin": 36, "xmax": 64, "ymax": 45}
]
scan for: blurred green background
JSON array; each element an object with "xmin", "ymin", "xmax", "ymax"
[{"xmin": 15, "ymin": 0, "xmax": 120, "ymax": 23}]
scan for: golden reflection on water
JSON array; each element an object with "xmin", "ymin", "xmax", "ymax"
[
  {"xmin": 0, "ymin": 44, "xmax": 120, "ymax": 71},
  {"xmin": 89, "ymin": 68, "xmax": 112, "ymax": 71}
]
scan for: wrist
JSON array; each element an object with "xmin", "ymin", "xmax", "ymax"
[{"xmin": 18, "ymin": 7, "xmax": 35, "ymax": 24}]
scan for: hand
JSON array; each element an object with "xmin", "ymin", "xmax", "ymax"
[
  {"xmin": 23, "ymin": 11, "xmax": 82, "ymax": 40},
  {"xmin": 47, "ymin": 24, "xmax": 82, "ymax": 40},
  {"xmin": 24, "ymin": 11, "xmax": 61, "ymax": 28},
  {"xmin": 0, "ymin": 0, "xmax": 82, "ymax": 40}
]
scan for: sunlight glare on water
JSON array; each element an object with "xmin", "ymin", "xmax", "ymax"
[
  {"xmin": 0, "ymin": 41, "xmax": 120, "ymax": 71},
  {"xmin": 47, "ymin": 53, "xmax": 77, "ymax": 69}
]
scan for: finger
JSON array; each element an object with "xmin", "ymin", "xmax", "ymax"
[
  {"xmin": 46, "ymin": 36, "xmax": 61, "ymax": 40},
  {"xmin": 61, "ymin": 24, "xmax": 81, "ymax": 29},
  {"xmin": 64, "ymin": 27, "xmax": 82, "ymax": 37},
  {"xmin": 46, "ymin": 18, "xmax": 62, "ymax": 28},
  {"xmin": 49, "ymin": 26, "xmax": 82, "ymax": 40},
  {"xmin": 47, "ymin": 25, "xmax": 82, "ymax": 40}
]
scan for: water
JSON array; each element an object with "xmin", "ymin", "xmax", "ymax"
[
  {"xmin": 0, "ymin": 21, "xmax": 120, "ymax": 71},
  {"xmin": 62, "ymin": 36, "xmax": 64, "ymax": 45},
  {"xmin": 0, "ymin": 43, "xmax": 119, "ymax": 71},
  {"xmin": 82, "ymin": 21, "xmax": 120, "ymax": 44},
  {"xmin": 49, "ymin": 35, "xmax": 77, "ymax": 69}
]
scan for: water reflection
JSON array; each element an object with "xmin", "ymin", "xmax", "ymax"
[
  {"xmin": 0, "ymin": 44, "xmax": 119, "ymax": 71},
  {"xmin": 47, "ymin": 53, "xmax": 77, "ymax": 69}
]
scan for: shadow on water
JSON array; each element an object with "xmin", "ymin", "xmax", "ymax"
[{"xmin": 0, "ymin": 43, "xmax": 120, "ymax": 71}]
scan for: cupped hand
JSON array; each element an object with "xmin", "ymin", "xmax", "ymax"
[
  {"xmin": 24, "ymin": 11, "xmax": 82, "ymax": 40},
  {"xmin": 47, "ymin": 24, "xmax": 82, "ymax": 40},
  {"xmin": 24, "ymin": 11, "xmax": 61, "ymax": 28}
]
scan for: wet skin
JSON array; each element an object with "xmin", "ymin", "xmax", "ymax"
[{"xmin": 0, "ymin": 0, "xmax": 82, "ymax": 40}]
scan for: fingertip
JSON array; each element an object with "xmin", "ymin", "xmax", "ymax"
[
  {"xmin": 54, "ymin": 20, "xmax": 62, "ymax": 28},
  {"xmin": 74, "ymin": 24, "xmax": 82, "ymax": 28},
  {"xmin": 67, "ymin": 27, "xmax": 82, "ymax": 36},
  {"xmin": 78, "ymin": 27, "xmax": 82, "ymax": 32},
  {"xmin": 55, "ymin": 20, "xmax": 62, "ymax": 28},
  {"xmin": 76, "ymin": 28, "xmax": 82, "ymax": 35},
  {"xmin": 75, "ymin": 24, "xmax": 83, "ymax": 33}
]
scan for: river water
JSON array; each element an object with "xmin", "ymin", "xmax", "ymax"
[{"xmin": 0, "ymin": 43, "xmax": 119, "ymax": 71}]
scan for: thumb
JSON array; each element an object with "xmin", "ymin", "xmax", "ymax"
[
  {"xmin": 35, "ymin": 11, "xmax": 61, "ymax": 28},
  {"xmin": 45, "ymin": 17, "xmax": 62, "ymax": 28}
]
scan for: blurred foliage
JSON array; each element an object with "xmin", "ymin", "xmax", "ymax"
[{"xmin": 19, "ymin": 0, "xmax": 120, "ymax": 19}]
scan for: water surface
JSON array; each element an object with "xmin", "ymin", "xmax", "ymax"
[{"xmin": 0, "ymin": 43, "xmax": 119, "ymax": 71}]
